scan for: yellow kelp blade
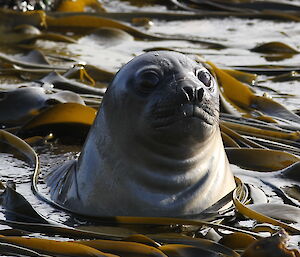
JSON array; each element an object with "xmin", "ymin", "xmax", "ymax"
[
  {"xmin": 0, "ymin": 86, "xmax": 86, "ymax": 127},
  {"xmin": 0, "ymin": 50, "xmax": 66, "ymax": 70},
  {"xmin": 219, "ymin": 232, "xmax": 257, "ymax": 251},
  {"xmin": 0, "ymin": 237, "xmax": 118, "ymax": 257},
  {"xmin": 251, "ymin": 41, "xmax": 299, "ymax": 54},
  {"xmin": 0, "ymin": 9, "xmax": 46, "ymax": 28},
  {"xmin": 0, "ymin": 218, "xmax": 134, "ymax": 241},
  {"xmin": 18, "ymin": 103, "xmax": 97, "ymax": 143},
  {"xmin": 45, "ymin": 13, "xmax": 157, "ymax": 39},
  {"xmin": 20, "ymin": 102, "xmax": 96, "ymax": 134},
  {"xmin": 221, "ymin": 69, "xmax": 257, "ymax": 85},
  {"xmin": 226, "ymin": 148, "xmax": 300, "ymax": 171},
  {"xmin": 76, "ymin": 239, "xmax": 168, "ymax": 257},
  {"xmin": 38, "ymin": 71, "xmax": 105, "ymax": 96},
  {"xmin": 123, "ymin": 234, "xmax": 160, "ymax": 247},
  {"xmin": 251, "ymin": 95, "xmax": 300, "ymax": 124},
  {"xmin": 207, "ymin": 61, "xmax": 254, "ymax": 109},
  {"xmin": 149, "ymin": 235, "xmax": 239, "ymax": 257},
  {"xmin": 222, "ymin": 120, "xmax": 300, "ymax": 141},
  {"xmin": 0, "ymin": 242, "xmax": 48, "ymax": 257},
  {"xmin": 208, "ymin": 61, "xmax": 300, "ymax": 124},
  {"xmin": 0, "ymin": 129, "xmax": 37, "ymax": 165},
  {"xmin": 158, "ymin": 244, "xmax": 226, "ymax": 257},
  {"xmin": 56, "ymin": 0, "xmax": 106, "ymax": 12},
  {"xmin": 246, "ymin": 203, "xmax": 300, "ymax": 224},
  {"xmin": 221, "ymin": 131, "xmax": 240, "ymax": 148},
  {"xmin": 233, "ymin": 178, "xmax": 300, "ymax": 234},
  {"xmin": 220, "ymin": 123, "xmax": 265, "ymax": 148}
]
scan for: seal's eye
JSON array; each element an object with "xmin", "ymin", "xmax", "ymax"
[
  {"xmin": 138, "ymin": 71, "xmax": 160, "ymax": 93},
  {"xmin": 196, "ymin": 70, "xmax": 212, "ymax": 89}
]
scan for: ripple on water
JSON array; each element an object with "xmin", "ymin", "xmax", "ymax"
[{"xmin": 0, "ymin": 153, "xmax": 31, "ymax": 184}]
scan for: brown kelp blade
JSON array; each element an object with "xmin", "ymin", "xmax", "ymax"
[
  {"xmin": 0, "ymin": 87, "xmax": 85, "ymax": 127},
  {"xmin": 0, "ymin": 50, "xmax": 67, "ymax": 70},
  {"xmin": 226, "ymin": 148, "xmax": 300, "ymax": 171},
  {"xmin": 0, "ymin": 236, "xmax": 118, "ymax": 257},
  {"xmin": 209, "ymin": 61, "xmax": 300, "ymax": 125},
  {"xmin": 246, "ymin": 203, "xmax": 300, "ymax": 224},
  {"xmin": 19, "ymin": 103, "xmax": 96, "ymax": 141}
]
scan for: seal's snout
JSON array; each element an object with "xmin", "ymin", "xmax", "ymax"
[{"xmin": 182, "ymin": 86, "xmax": 204, "ymax": 103}]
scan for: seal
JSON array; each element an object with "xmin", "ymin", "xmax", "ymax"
[{"xmin": 45, "ymin": 51, "xmax": 236, "ymax": 217}]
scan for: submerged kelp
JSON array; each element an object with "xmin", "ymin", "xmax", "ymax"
[{"xmin": 0, "ymin": 0, "xmax": 299, "ymax": 255}]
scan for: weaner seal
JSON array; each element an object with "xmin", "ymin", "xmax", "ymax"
[{"xmin": 46, "ymin": 51, "xmax": 236, "ymax": 217}]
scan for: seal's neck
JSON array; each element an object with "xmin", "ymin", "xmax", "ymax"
[
  {"xmin": 74, "ymin": 116, "xmax": 234, "ymax": 217},
  {"xmin": 131, "ymin": 126, "xmax": 219, "ymax": 167}
]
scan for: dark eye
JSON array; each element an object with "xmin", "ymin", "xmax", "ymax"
[
  {"xmin": 138, "ymin": 71, "xmax": 160, "ymax": 93},
  {"xmin": 196, "ymin": 70, "xmax": 212, "ymax": 88}
]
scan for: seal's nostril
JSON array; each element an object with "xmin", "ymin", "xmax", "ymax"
[
  {"xmin": 197, "ymin": 88, "xmax": 204, "ymax": 102},
  {"xmin": 182, "ymin": 86, "xmax": 195, "ymax": 102}
]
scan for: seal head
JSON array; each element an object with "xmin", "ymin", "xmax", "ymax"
[{"xmin": 46, "ymin": 51, "xmax": 236, "ymax": 217}]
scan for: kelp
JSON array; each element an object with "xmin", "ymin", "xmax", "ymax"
[
  {"xmin": 270, "ymin": 71, "xmax": 300, "ymax": 82},
  {"xmin": 0, "ymin": 9, "xmax": 225, "ymax": 49},
  {"xmin": 19, "ymin": 102, "xmax": 96, "ymax": 141},
  {"xmin": 170, "ymin": 0, "xmax": 300, "ymax": 12},
  {"xmin": 0, "ymin": 86, "xmax": 85, "ymax": 127},
  {"xmin": 0, "ymin": 242, "xmax": 49, "ymax": 257},
  {"xmin": 251, "ymin": 42, "xmax": 299, "ymax": 54},
  {"xmin": 247, "ymin": 204, "xmax": 300, "ymax": 224},
  {"xmin": 208, "ymin": 61, "xmax": 300, "ymax": 126},
  {"xmin": 48, "ymin": 9, "xmax": 300, "ymax": 22},
  {"xmin": 241, "ymin": 230, "xmax": 300, "ymax": 257},
  {"xmin": 0, "ymin": 24, "xmax": 77, "ymax": 45},
  {"xmin": 37, "ymin": 71, "xmax": 106, "ymax": 96},
  {"xmin": 225, "ymin": 148, "xmax": 300, "ymax": 171},
  {"xmin": 0, "ymin": 182, "xmax": 49, "ymax": 224},
  {"xmin": 55, "ymin": 0, "xmax": 106, "ymax": 12},
  {"xmin": 0, "ymin": 49, "xmax": 67, "ymax": 70},
  {"xmin": 77, "ymin": 239, "xmax": 168, "ymax": 257},
  {"xmin": 0, "ymin": 98, "xmax": 299, "ymax": 256},
  {"xmin": 21, "ymin": 102, "xmax": 96, "ymax": 129},
  {"xmin": 219, "ymin": 232, "xmax": 256, "ymax": 250},
  {"xmin": 229, "ymin": 65, "xmax": 300, "ymax": 75},
  {"xmin": 222, "ymin": 121, "xmax": 300, "ymax": 141},
  {"xmin": 158, "ymin": 244, "xmax": 231, "ymax": 257},
  {"xmin": 233, "ymin": 178, "xmax": 300, "ymax": 235},
  {"xmin": 0, "ymin": 236, "xmax": 118, "ymax": 257}
]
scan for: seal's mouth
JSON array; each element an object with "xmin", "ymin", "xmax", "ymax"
[{"xmin": 151, "ymin": 103, "xmax": 217, "ymax": 129}]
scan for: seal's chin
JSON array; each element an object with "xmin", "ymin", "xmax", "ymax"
[{"xmin": 150, "ymin": 103, "xmax": 217, "ymax": 131}]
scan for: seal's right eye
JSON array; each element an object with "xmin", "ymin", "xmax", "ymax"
[{"xmin": 137, "ymin": 70, "xmax": 160, "ymax": 94}]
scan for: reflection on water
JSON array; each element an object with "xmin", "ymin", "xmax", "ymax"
[
  {"xmin": 0, "ymin": 144, "xmax": 80, "ymax": 227},
  {"xmin": 0, "ymin": 153, "xmax": 31, "ymax": 184}
]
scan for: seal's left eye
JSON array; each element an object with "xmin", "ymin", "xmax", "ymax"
[
  {"xmin": 138, "ymin": 71, "xmax": 160, "ymax": 93},
  {"xmin": 196, "ymin": 70, "xmax": 212, "ymax": 88}
]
